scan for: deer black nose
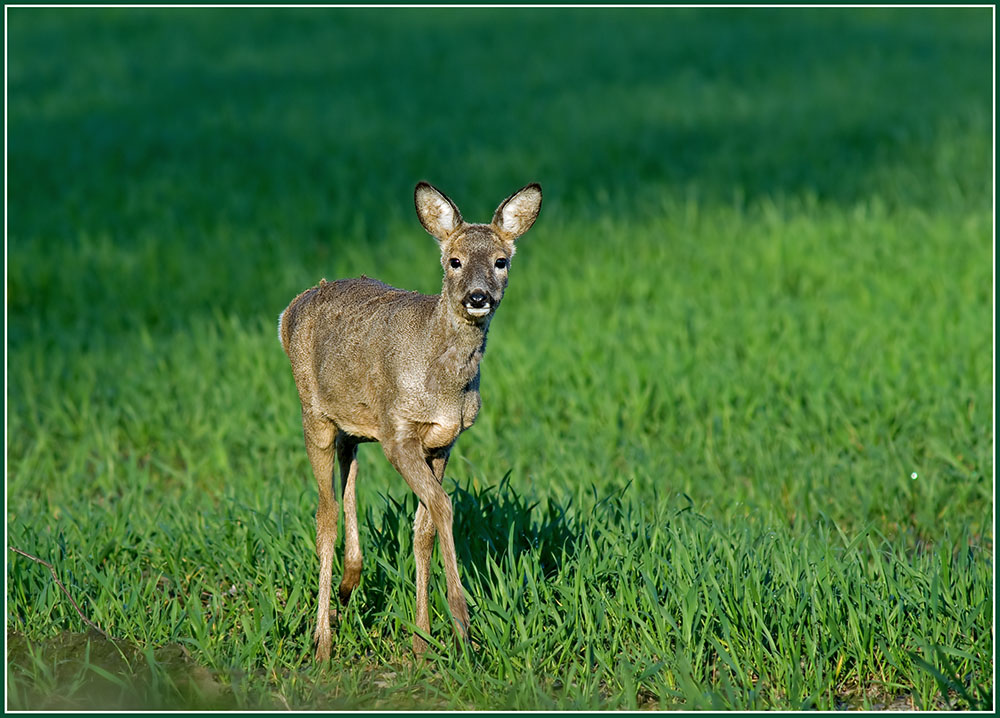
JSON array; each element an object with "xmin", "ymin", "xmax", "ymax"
[{"xmin": 467, "ymin": 291, "xmax": 490, "ymax": 308}]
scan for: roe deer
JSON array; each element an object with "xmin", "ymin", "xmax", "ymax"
[{"xmin": 278, "ymin": 181, "xmax": 542, "ymax": 660}]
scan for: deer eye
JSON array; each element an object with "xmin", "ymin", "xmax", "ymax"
[
  {"xmin": 449, "ymin": 258, "xmax": 462, "ymax": 269},
  {"xmin": 494, "ymin": 258, "xmax": 508, "ymax": 270}
]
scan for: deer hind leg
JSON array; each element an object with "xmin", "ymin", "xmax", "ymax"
[
  {"xmin": 412, "ymin": 451, "xmax": 448, "ymax": 654},
  {"xmin": 337, "ymin": 432, "xmax": 362, "ymax": 604},
  {"xmin": 384, "ymin": 439, "xmax": 470, "ymax": 650},
  {"xmin": 305, "ymin": 416, "xmax": 338, "ymax": 662}
]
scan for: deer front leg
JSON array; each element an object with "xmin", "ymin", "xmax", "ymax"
[
  {"xmin": 304, "ymin": 417, "xmax": 338, "ymax": 662},
  {"xmin": 337, "ymin": 433, "xmax": 362, "ymax": 604},
  {"xmin": 412, "ymin": 452, "xmax": 449, "ymax": 654},
  {"xmin": 383, "ymin": 438, "xmax": 470, "ymax": 649},
  {"xmin": 412, "ymin": 501, "xmax": 435, "ymax": 654}
]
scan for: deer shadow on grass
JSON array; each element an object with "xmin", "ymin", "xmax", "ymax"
[
  {"xmin": 360, "ymin": 474, "xmax": 581, "ymax": 635},
  {"xmin": 449, "ymin": 473, "xmax": 580, "ymax": 582}
]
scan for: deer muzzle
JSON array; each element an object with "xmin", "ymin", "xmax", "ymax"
[{"xmin": 463, "ymin": 290, "xmax": 493, "ymax": 318}]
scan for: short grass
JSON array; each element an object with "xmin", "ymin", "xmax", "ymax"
[{"xmin": 6, "ymin": 6, "xmax": 994, "ymax": 711}]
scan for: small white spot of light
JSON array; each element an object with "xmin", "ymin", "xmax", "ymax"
[{"xmin": 910, "ymin": 472, "xmax": 918, "ymax": 480}]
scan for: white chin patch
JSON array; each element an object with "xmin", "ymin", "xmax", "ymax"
[{"xmin": 465, "ymin": 305, "xmax": 491, "ymax": 317}]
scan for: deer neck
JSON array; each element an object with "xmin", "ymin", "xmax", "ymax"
[{"xmin": 429, "ymin": 293, "xmax": 490, "ymax": 390}]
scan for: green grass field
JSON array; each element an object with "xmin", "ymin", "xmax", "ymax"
[{"xmin": 6, "ymin": 6, "xmax": 993, "ymax": 710}]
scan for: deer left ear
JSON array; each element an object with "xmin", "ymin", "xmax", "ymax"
[
  {"xmin": 415, "ymin": 182, "xmax": 464, "ymax": 242},
  {"xmin": 492, "ymin": 183, "xmax": 542, "ymax": 241}
]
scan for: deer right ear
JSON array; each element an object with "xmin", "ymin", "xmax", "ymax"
[
  {"xmin": 415, "ymin": 182, "xmax": 463, "ymax": 242},
  {"xmin": 492, "ymin": 183, "xmax": 542, "ymax": 242}
]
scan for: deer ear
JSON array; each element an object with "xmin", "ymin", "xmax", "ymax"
[
  {"xmin": 415, "ymin": 182, "xmax": 463, "ymax": 241},
  {"xmin": 492, "ymin": 183, "xmax": 542, "ymax": 241}
]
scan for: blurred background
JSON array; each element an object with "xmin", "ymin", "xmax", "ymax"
[{"xmin": 8, "ymin": 7, "xmax": 991, "ymax": 344}]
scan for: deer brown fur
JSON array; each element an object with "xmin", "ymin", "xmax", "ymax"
[{"xmin": 279, "ymin": 182, "xmax": 542, "ymax": 660}]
